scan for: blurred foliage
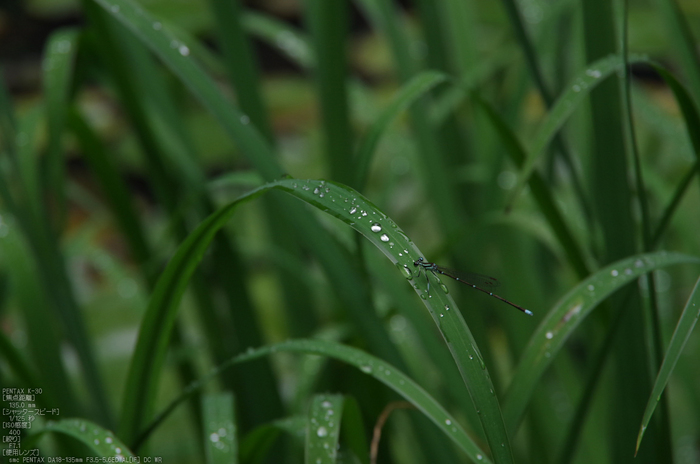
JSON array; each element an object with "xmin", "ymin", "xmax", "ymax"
[{"xmin": 1, "ymin": 0, "xmax": 700, "ymax": 463}]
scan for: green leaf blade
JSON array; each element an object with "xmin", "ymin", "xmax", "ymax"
[
  {"xmin": 636, "ymin": 276, "xmax": 700, "ymax": 454},
  {"xmin": 203, "ymin": 392, "xmax": 238, "ymax": 464},
  {"xmin": 306, "ymin": 394, "xmax": 344, "ymax": 464},
  {"xmin": 239, "ymin": 339, "xmax": 493, "ymax": 464},
  {"xmin": 503, "ymin": 252, "xmax": 700, "ymax": 433}
]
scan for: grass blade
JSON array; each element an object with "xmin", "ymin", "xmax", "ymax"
[
  {"xmin": 635, "ymin": 276, "xmax": 700, "ymax": 454},
  {"xmin": 0, "ymin": 220, "xmax": 77, "ymax": 414},
  {"xmin": 28, "ymin": 419, "xmax": 134, "ymax": 459},
  {"xmin": 502, "ymin": 252, "xmax": 700, "ymax": 433},
  {"xmin": 242, "ymin": 11, "xmax": 314, "ymax": 69},
  {"xmin": 509, "ymin": 54, "xmax": 647, "ymax": 205},
  {"xmin": 91, "ymin": 0, "xmax": 282, "ymax": 180},
  {"xmin": 653, "ymin": 0, "xmax": 700, "ymax": 106},
  {"xmin": 209, "ymin": 0, "xmax": 273, "ymax": 142},
  {"xmin": 240, "ymin": 340, "xmax": 492, "ymax": 464},
  {"xmin": 203, "ymin": 392, "xmax": 238, "ymax": 464},
  {"xmin": 474, "ymin": 94, "xmax": 590, "ymax": 279},
  {"xmin": 42, "ymin": 28, "xmax": 79, "ymax": 224},
  {"xmin": 306, "ymin": 0, "xmax": 354, "ymax": 185},
  {"xmin": 305, "ymin": 394, "xmax": 344, "ymax": 464},
  {"xmin": 117, "ymin": 182, "xmax": 270, "ymax": 445},
  {"xmin": 119, "ymin": 177, "xmax": 505, "ymax": 460},
  {"xmin": 68, "ymin": 110, "xmax": 152, "ymax": 271},
  {"xmin": 340, "ymin": 396, "xmax": 370, "ymax": 464}
]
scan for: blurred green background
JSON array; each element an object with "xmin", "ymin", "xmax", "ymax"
[{"xmin": 1, "ymin": 0, "xmax": 700, "ymax": 463}]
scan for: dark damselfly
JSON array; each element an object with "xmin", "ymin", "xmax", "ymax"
[{"xmin": 414, "ymin": 257, "xmax": 533, "ymax": 316}]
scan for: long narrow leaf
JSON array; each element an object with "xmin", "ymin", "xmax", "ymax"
[
  {"xmin": 42, "ymin": 28, "xmax": 79, "ymax": 223},
  {"xmin": 119, "ymin": 177, "xmax": 506, "ymax": 460},
  {"xmin": 240, "ymin": 339, "xmax": 492, "ymax": 464},
  {"xmin": 635, "ymin": 276, "xmax": 700, "ymax": 454},
  {"xmin": 28, "ymin": 419, "xmax": 134, "ymax": 459},
  {"xmin": 91, "ymin": 0, "xmax": 282, "ymax": 180},
  {"xmin": 306, "ymin": 394, "xmax": 344, "ymax": 464},
  {"xmin": 203, "ymin": 392, "xmax": 238, "ymax": 464},
  {"xmin": 503, "ymin": 252, "xmax": 700, "ymax": 433},
  {"xmin": 509, "ymin": 54, "xmax": 648, "ymax": 205}
]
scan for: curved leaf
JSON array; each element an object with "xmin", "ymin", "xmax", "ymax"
[
  {"xmin": 242, "ymin": 11, "xmax": 314, "ymax": 68},
  {"xmin": 509, "ymin": 54, "xmax": 649, "ymax": 205},
  {"xmin": 503, "ymin": 252, "xmax": 700, "ymax": 433},
  {"xmin": 29, "ymin": 419, "xmax": 134, "ymax": 459},
  {"xmin": 120, "ymin": 177, "xmax": 509, "ymax": 461},
  {"xmin": 118, "ymin": 183, "xmax": 270, "ymax": 444},
  {"xmin": 237, "ymin": 339, "xmax": 493, "ymax": 464},
  {"xmin": 636, "ymin": 276, "xmax": 700, "ymax": 454},
  {"xmin": 92, "ymin": 0, "xmax": 282, "ymax": 180}
]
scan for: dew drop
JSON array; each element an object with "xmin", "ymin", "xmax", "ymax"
[
  {"xmin": 546, "ymin": 331, "xmax": 554, "ymax": 339},
  {"xmin": 317, "ymin": 426, "xmax": 328, "ymax": 437},
  {"xmin": 440, "ymin": 283, "xmax": 449, "ymax": 294},
  {"xmin": 397, "ymin": 263, "xmax": 413, "ymax": 279},
  {"xmin": 380, "ymin": 234, "xmax": 390, "ymax": 242},
  {"xmin": 349, "ymin": 206, "xmax": 357, "ymax": 214},
  {"xmin": 611, "ymin": 269, "xmax": 619, "ymax": 277},
  {"xmin": 588, "ymin": 284, "xmax": 595, "ymax": 291},
  {"xmin": 240, "ymin": 114, "xmax": 250, "ymax": 124},
  {"xmin": 371, "ymin": 223, "xmax": 382, "ymax": 232},
  {"xmin": 445, "ymin": 419, "xmax": 451, "ymax": 425},
  {"xmin": 178, "ymin": 45, "xmax": 190, "ymax": 56}
]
